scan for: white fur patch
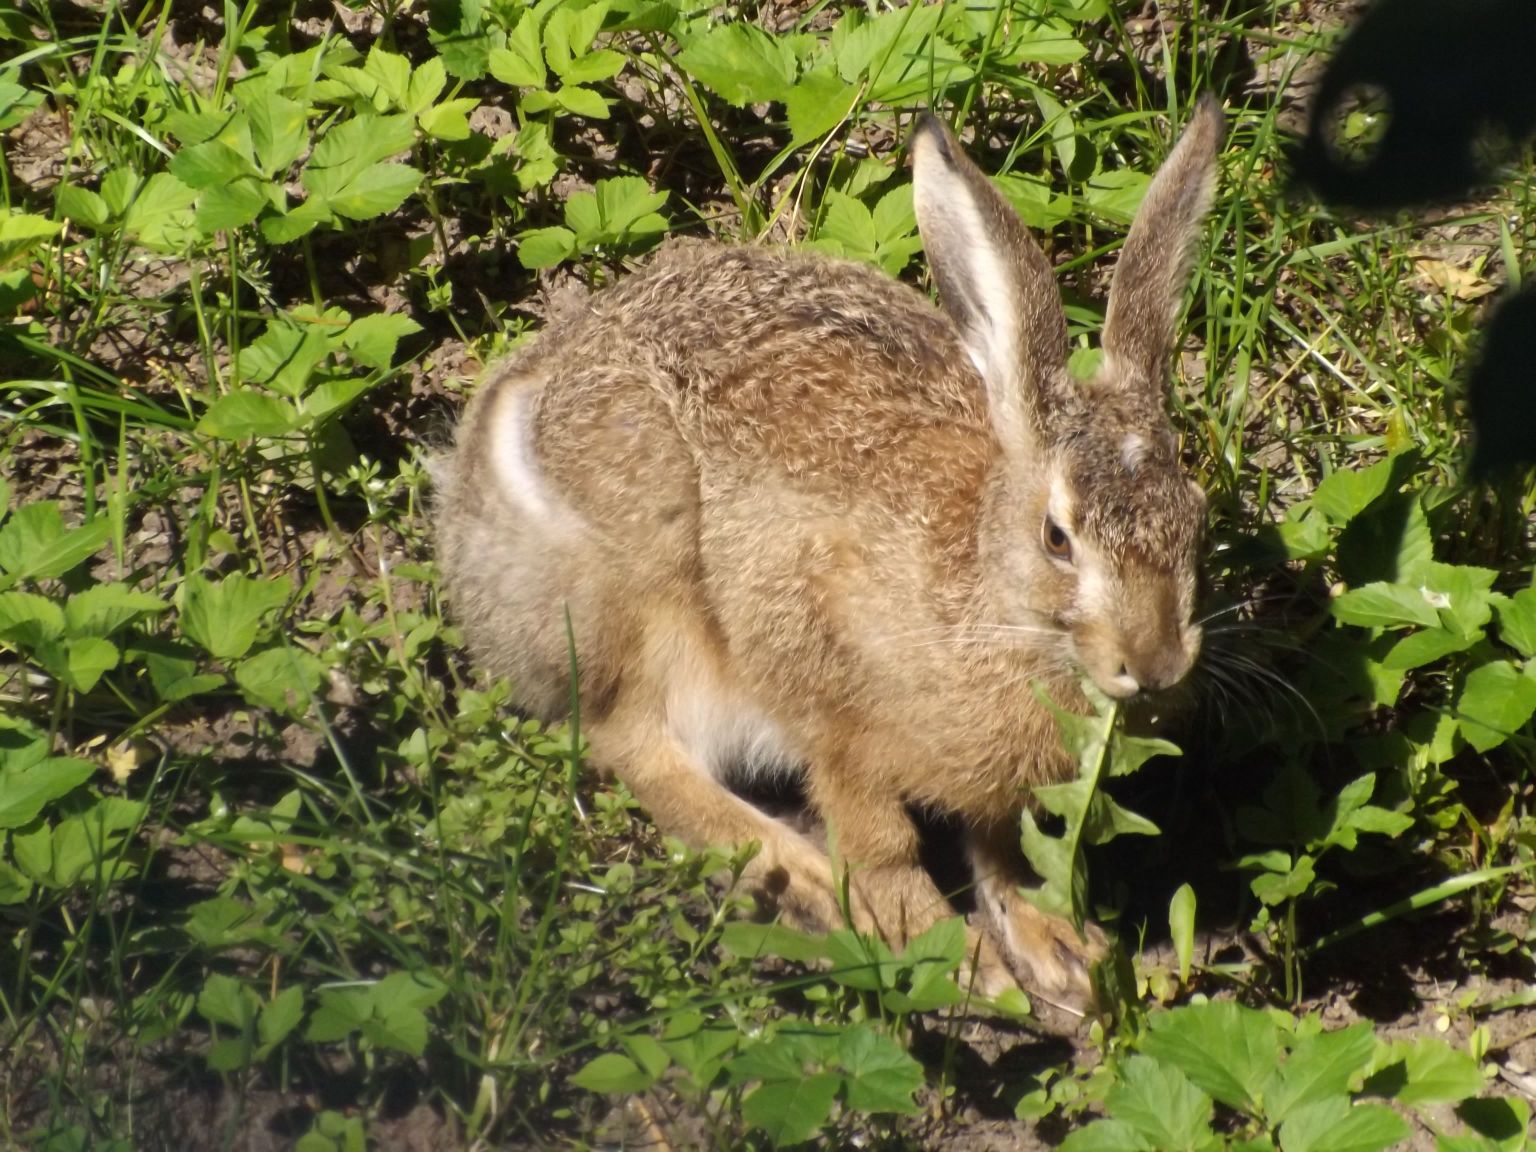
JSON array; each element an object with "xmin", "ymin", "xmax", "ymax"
[
  {"xmin": 1121, "ymin": 433, "xmax": 1148, "ymax": 471},
  {"xmin": 664, "ymin": 658, "xmax": 797, "ymax": 781},
  {"xmin": 488, "ymin": 380, "xmax": 574, "ymax": 529}
]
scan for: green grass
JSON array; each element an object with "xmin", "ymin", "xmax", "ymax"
[{"xmin": 2, "ymin": 0, "xmax": 1534, "ymax": 1148}]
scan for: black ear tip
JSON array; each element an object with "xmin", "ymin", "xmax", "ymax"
[{"xmin": 912, "ymin": 112, "xmax": 955, "ymax": 164}]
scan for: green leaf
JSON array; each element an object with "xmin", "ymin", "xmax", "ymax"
[
  {"xmin": 1060, "ymin": 1120, "xmax": 1156, "ymax": 1152},
  {"xmin": 179, "ymin": 572, "xmax": 291, "ymax": 661},
  {"xmin": 570, "ymin": 1052, "xmax": 654, "ymax": 1094},
  {"xmin": 489, "ymin": 13, "xmax": 546, "ymax": 88},
  {"xmin": 196, "ymin": 391, "xmax": 299, "ymax": 440},
  {"xmin": 1141, "ymin": 1001, "xmax": 1281, "ymax": 1113},
  {"xmin": 235, "ymin": 644, "xmax": 325, "ymax": 713},
  {"xmin": 198, "ymin": 973, "xmax": 257, "ymax": 1029},
  {"xmin": 55, "ymin": 185, "xmax": 112, "ymax": 230},
  {"xmin": 241, "ymin": 83, "xmax": 308, "ymax": 175},
  {"xmin": 0, "ymin": 502, "xmax": 112, "ymax": 585},
  {"xmin": 741, "ymin": 1072, "xmax": 841, "ymax": 1145},
  {"xmin": 784, "ymin": 69, "xmax": 859, "ymax": 148},
  {"xmin": 1169, "ymin": 883, "xmax": 1196, "ymax": 983},
  {"xmin": 838, "ymin": 1024, "xmax": 923, "ymax": 1115},
  {"xmin": 363, "ymin": 45, "xmax": 411, "ymax": 108},
  {"xmin": 121, "ymin": 172, "xmax": 199, "ymax": 251},
  {"xmin": 1104, "ymin": 1055, "xmax": 1215, "ymax": 1150},
  {"xmin": 720, "ymin": 920, "xmax": 828, "ymax": 963},
  {"xmin": 317, "ymin": 161, "xmax": 424, "ymax": 221},
  {"xmin": 1331, "ymin": 582, "xmax": 1442, "ymax": 629},
  {"xmin": 1312, "ymin": 457, "xmax": 1394, "ymax": 524},
  {"xmin": 1457, "ymin": 660, "xmax": 1536, "ymax": 753},
  {"xmin": 258, "ymin": 986, "xmax": 306, "ymax": 1050},
  {"xmin": 1278, "ymin": 1097, "xmax": 1411, "ymax": 1152},
  {"xmin": 59, "ymin": 635, "xmax": 119, "ymax": 692},
  {"xmin": 1267, "ymin": 1023, "xmax": 1376, "ymax": 1123},
  {"xmin": 1388, "ymin": 1037, "xmax": 1488, "ymax": 1106},
  {"xmin": 301, "ymin": 379, "xmax": 373, "ymax": 424},
  {"xmin": 418, "ymin": 97, "xmax": 478, "ymax": 141},
  {"xmin": 307, "ymin": 113, "xmax": 416, "ymax": 182},
  {"xmin": 1495, "ymin": 586, "xmax": 1536, "ymax": 657},
  {"xmin": 516, "ymin": 226, "xmax": 576, "ymax": 269},
  {"xmin": 1084, "ymin": 169, "xmax": 1151, "ymax": 225},
  {"xmin": 170, "ymin": 140, "xmax": 255, "ymax": 188},
  {"xmin": 305, "ymin": 987, "xmax": 371, "ymax": 1043},
  {"xmin": 553, "ymin": 84, "xmax": 610, "ymax": 119},
  {"xmin": 0, "ymin": 757, "xmax": 96, "ymax": 829},
  {"xmin": 406, "ymin": 55, "xmax": 447, "ymax": 113},
  {"xmin": 676, "ymin": 23, "xmax": 797, "ymax": 105},
  {"xmin": 342, "ymin": 312, "xmax": 422, "ymax": 369},
  {"xmin": 1382, "ymin": 627, "xmax": 1478, "ymax": 671},
  {"xmin": 194, "ymin": 179, "xmax": 274, "ymax": 234},
  {"xmin": 65, "ymin": 584, "xmax": 165, "ymax": 638}
]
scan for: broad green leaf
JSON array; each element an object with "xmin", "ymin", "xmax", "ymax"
[
  {"xmin": 488, "ymin": 13, "xmax": 546, "ymax": 89},
  {"xmin": 839, "ymin": 1024, "xmax": 923, "ymax": 1115},
  {"xmin": 741, "ymin": 1072, "xmax": 840, "ymax": 1145},
  {"xmin": 1331, "ymin": 582, "xmax": 1442, "ymax": 629},
  {"xmin": 676, "ymin": 23, "xmax": 797, "ymax": 105},
  {"xmin": 1495, "ymin": 586, "xmax": 1536, "ymax": 656},
  {"xmin": 1457, "ymin": 660, "xmax": 1536, "ymax": 753},
  {"xmin": 14, "ymin": 796, "xmax": 144, "ymax": 888},
  {"xmin": 516, "ymin": 225, "xmax": 576, "ymax": 269},
  {"xmin": 1060, "ymin": 1119, "xmax": 1155, "ymax": 1152},
  {"xmin": 179, "ymin": 572, "xmax": 291, "ymax": 661},
  {"xmin": 553, "ymin": 84, "xmax": 610, "ymax": 119},
  {"xmin": 825, "ymin": 928, "xmax": 901, "ymax": 991},
  {"xmin": 720, "ymin": 920, "xmax": 828, "ymax": 963},
  {"xmin": 784, "ymin": 69, "xmax": 859, "ymax": 147},
  {"xmin": 620, "ymin": 1034, "xmax": 671, "ymax": 1081},
  {"xmin": 1312, "ymin": 457, "xmax": 1394, "ymax": 524},
  {"xmin": 58, "ymin": 635, "xmax": 119, "ymax": 691},
  {"xmin": 238, "ymin": 310, "xmax": 341, "ymax": 397},
  {"xmin": 235, "ymin": 644, "xmax": 325, "ymax": 713},
  {"xmin": 363, "ymin": 971, "xmax": 445, "ymax": 1057},
  {"xmin": 170, "ymin": 140, "xmax": 254, "ymax": 188},
  {"xmin": 1000, "ymin": 17, "xmax": 1087, "ymax": 64},
  {"xmin": 56, "ymin": 185, "xmax": 112, "ymax": 230},
  {"xmin": 65, "ymin": 584, "xmax": 165, "ymax": 638},
  {"xmin": 362, "ymin": 45, "xmax": 411, "ymax": 108},
  {"xmin": 418, "ymin": 97, "xmax": 478, "ymax": 141},
  {"xmin": 1278, "ymin": 1096, "xmax": 1410, "ymax": 1152},
  {"xmin": 1387, "ymin": 1037, "xmax": 1488, "ymax": 1106},
  {"xmin": 343, "ymin": 312, "xmax": 422, "ymax": 369},
  {"xmin": 0, "ymin": 210, "xmax": 62, "ymax": 260},
  {"xmin": 406, "ymin": 55, "xmax": 448, "ymax": 113},
  {"xmin": 306, "ymin": 113, "xmax": 416, "ymax": 183},
  {"xmin": 198, "ymin": 973, "xmax": 257, "ymax": 1029},
  {"xmin": 238, "ymin": 81, "xmax": 308, "ymax": 175},
  {"xmin": 1084, "ymin": 169, "xmax": 1151, "ymax": 225},
  {"xmin": 122, "ymin": 172, "xmax": 199, "ymax": 251},
  {"xmin": 319, "ymin": 162, "xmax": 424, "ymax": 221},
  {"xmin": 0, "ymin": 859, "xmax": 33, "ymax": 905},
  {"xmin": 0, "ymin": 502, "xmax": 112, "ymax": 586},
  {"xmin": 1381, "ymin": 627, "xmax": 1478, "ymax": 670},
  {"xmin": 1104, "ymin": 1055, "xmax": 1215, "ymax": 1150},
  {"xmin": 258, "ymin": 986, "xmax": 306, "ymax": 1049},
  {"xmin": 195, "ymin": 179, "xmax": 273, "ymax": 234},
  {"xmin": 1142, "ymin": 1001, "xmax": 1281, "ymax": 1113},
  {"xmin": 570, "ymin": 1052, "xmax": 653, "ymax": 1094},
  {"xmin": 305, "ymin": 987, "xmax": 371, "ymax": 1043},
  {"xmin": 1336, "ymin": 492, "xmax": 1433, "ymax": 585},
  {"xmin": 1423, "ymin": 562, "xmax": 1498, "ymax": 639},
  {"xmin": 0, "ymin": 757, "xmax": 96, "ymax": 829},
  {"xmin": 260, "ymin": 196, "xmax": 333, "ymax": 243},
  {"xmin": 1267, "ymin": 1023, "xmax": 1376, "ymax": 1123},
  {"xmin": 196, "ymin": 391, "xmax": 299, "ymax": 440}
]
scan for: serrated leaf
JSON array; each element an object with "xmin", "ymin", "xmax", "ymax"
[
  {"xmin": 1458, "ymin": 660, "xmax": 1536, "ymax": 753},
  {"xmin": 1104, "ymin": 1055, "xmax": 1216, "ymax": 1150},
  {"xmin": 1389, "ymin": 1037, "xmax": 1488, "ymax": 1105},
  {"xmin": 170, "ymin": 140, "xmax": 255, "ymax": 188},
  {"xmin": 235, "ymin": 644, "xmax": 324, "ymax": 713},
  {"xmin": 56, "ymin": 185, "xmax": 112, "ymax": 230},
  {"xmin": 1142, "ymin": 1001, "xmax": 1281, "ymax": 1113},
  {"xmin": 1060, "ymin": 1120, "xmax": 1155, "ymax": 1152},
  {"xmin": 1267, "ymin": 1023, "xmax": 1376, "ymax": 1123},
  {"xmin": 198, "ymin": 973, "xmax": 257, "ymax": 1029},
  {"xmin": 258, "ymin": 986, "xmax": 306, "ymax": 1050},
  {"xmin": 65, "ymin": 584, "xmax": 165, "ymax": 638},
  {"xmin": 720, "ymin": 920, "xmax": 828, "ymax": 963},
  {"xmin": 839, "ymin": 1024, "xmax": 923, "ymax": 1115},
  {"xmin": 741, "ymin": 1072, "xmax": 841, "ymax": 1145},
  {"xmin": 1332, "ymin": 582, "xmax": 1442, "ymax": 629},
  {"xmin": 406, "ymin": 55, "xmax": 447, "ymax": 113},
  {"xmin": 179, "ymin": 572, "xmax": 291, "ymax": 661},
  {"xmin": 0, "ymin": 502, "xmax": 112, "ymax": 586},
  {"xmin": 1495, "ymin": 586, "xmax": 1536, "ymax": 657},
  {"xmin": 343, "ymin": 312, "xmax": 421, "ymax": 369},
  {"xmin": 0, "ymin": 757, "xmax": 96, "ymax": 829},
  {"xmin": 1278, "ymin": 1097, "xmax": 1410, "ymax": 1152},
  {"xmin": 489, "ymin": 13, "xmax": 546, "ymax": 88},
  {"xmin": 195, "ymin": 179, "xmax": 273, "ymax": 234},
  {"xmin": 59, "ymin": 634, "xmax": 119, "ymax": 691},
  {"xmin": 553, "ymin": 84, "xmax": 610, "ymax": 119},
  {"xmin": 320, "ymin": 161, "xmax": 424, "ymax": 221},
  {"xmin": 516, "ymin": 225, "xmax": 576, "ymax": 269},
  {"xmin": 122, "ymin": 172, "xmax": 199, "ymax": 251},
  {"xmin": 1312, "ymin": 457, "xmax": 1395, "ymax": 524},
  {"xmin": 196, "ymin": 390, "xmax": 298, "ymax": 440},
  {"xmin": 676, "ymin": 22, "xmax": 796, "ymax": 105},
  {"xmin": 241, "ymin": 84, "xmax": 308, "ymax": 175},
  {"xmin": 1382, "ymin": 627, "xmax": 1478, "ymax": 670}
]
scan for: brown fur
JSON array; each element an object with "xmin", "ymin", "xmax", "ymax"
[{"xmin": 436, "ymin": 102, "xmax": 1223, "ymax": 1012}]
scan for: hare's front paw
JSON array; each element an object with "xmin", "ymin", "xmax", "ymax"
[{"xmin": 993, "ymin": 900, "xmax": 1107, "ymax": 1016}]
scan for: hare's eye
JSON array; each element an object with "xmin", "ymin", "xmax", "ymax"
[{"xmin": 1042, "ymin": 516, "xmax": 1073, "ymax": 562}]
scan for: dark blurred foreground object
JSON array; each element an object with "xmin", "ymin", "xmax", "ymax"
[
  {"xmin": 1466, "ymin": 289, "xmax": 1536, "ymax": 480},
  {"xmin": 1291, "ymin": 0, "xmax": 1536, "ymax": 210}
]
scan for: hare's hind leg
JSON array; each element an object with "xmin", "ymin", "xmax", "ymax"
[
  {"xmin": 586, "ymin": 618, "xmax": 852, "ymax": 935},
  {"xmin": 967, "ymin": 819, "xmax": 1107, "ymax": 1015}
]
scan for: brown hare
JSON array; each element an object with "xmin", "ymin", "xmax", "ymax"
[{"xmin": 437, "ymin": 100, "xmax": 1222, "ymax": 1014}]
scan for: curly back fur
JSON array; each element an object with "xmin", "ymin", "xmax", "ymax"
[{"xmin": 437, "ymin": 100, "xmax": 1223, "ymax": 1012}]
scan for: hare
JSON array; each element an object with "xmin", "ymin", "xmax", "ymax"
[{"xmin": 436, "ymin": 99, "xmax": 1221, "ymax": 1014}]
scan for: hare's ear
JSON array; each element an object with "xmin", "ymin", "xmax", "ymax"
[
  {"xmin": 1101, "ymin": 96, "xmax": 1222, "ymax": 394},
  {"xmin": 912, "ymin": 114, "xmax": 1067, "ymax": 451}
]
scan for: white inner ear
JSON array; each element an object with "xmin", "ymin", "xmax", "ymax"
[
  {"xmin": 489, "ymin": 378, "xmax": 570, "ymax": 528},
  {"xmin": 1121, "ymin": 433, "xmax": 1148, "ymax": 471},
  {"xmin": 913, "ymin": 157, "xmax": 1018, "ymax": 391}
]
